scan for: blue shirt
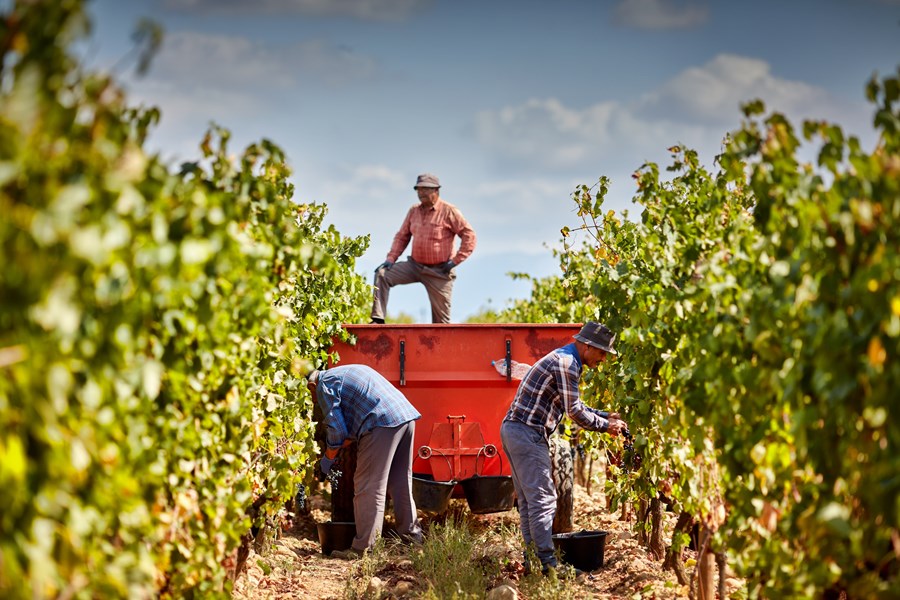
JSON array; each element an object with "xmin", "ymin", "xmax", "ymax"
[
  {"xmin": 504, "ymin": 343, "xmax": 609, "ymax": 437},
  {"xmin": 316, "ymin": 364, "xmax": 421, "ymax": 451}
]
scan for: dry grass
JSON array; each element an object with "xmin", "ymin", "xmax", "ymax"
[{"xmin": 233, "ymin": 483, "xmax": 711, "ymax": 599}]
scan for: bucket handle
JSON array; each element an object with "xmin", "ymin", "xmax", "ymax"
[
  {"xmin": 417, "ymin": 445, "xmax": 455, "ymax": 483},
  {"xmin": 473, "ymin": 444, "xmax": 503, "ymax": 477}
]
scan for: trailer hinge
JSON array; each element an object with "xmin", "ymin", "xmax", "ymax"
[{"xmin": 399, "ymin": 340, "xmax": 406, "ymax": 386}]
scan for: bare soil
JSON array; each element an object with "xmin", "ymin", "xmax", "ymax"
[{"xmin": 232, "ymin": 481, "xmax": 738, "ymax": 599}]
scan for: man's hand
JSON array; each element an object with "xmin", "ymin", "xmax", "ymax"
[
  {"xmin": 375, "ymin": 260, "xmax": 393, "ymax": 272},
  {"xmin": 439, "ymin": 260, "xmax": 456, "ymax": 274},
  {"xmin": 319, "ymin": 456, "xmax": 335, "ymax": 477},
  {"xmin": 605, "ymin": 417, "xmax": 629, "ymax": 437}
]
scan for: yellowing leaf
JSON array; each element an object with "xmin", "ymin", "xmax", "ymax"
[
  {"xmin": 750, "ymin": 442, "xmax": 766, "ymax": 465},
  {"xmin": 759, "ymin": 501, "xmax": 780, "ymax": 532},
  {"xmin": 867, "ymin": 336, "xmax": 886, "ymax": 368},
  {"xmin": 1, "ymin": 436, "xmax": 27, "ymax": 481}
]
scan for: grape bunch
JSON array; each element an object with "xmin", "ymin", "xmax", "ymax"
[
  {"xmin": 294, "ymin": 485, "xmax": 307, "ymax": 512},
  {"xmin": 622, "ymin": 429, "xmax": 642, "ymax": 473},
  {"xmin": 326, "ymin": 469, "xmax": 343, "ymax": 491}
]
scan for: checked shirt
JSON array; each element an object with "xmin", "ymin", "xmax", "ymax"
[
  {"xmin": 504, "ymin": 343, "xmax": 610, "ymax": 437},
  {"xmin": 315, "ymin": 364, "xmax": 421, "ymax": 451}
]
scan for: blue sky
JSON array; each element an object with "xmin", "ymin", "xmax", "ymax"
[{"xmin": 83, "ymin": 0, "xmax": 900, "ymax": 322}]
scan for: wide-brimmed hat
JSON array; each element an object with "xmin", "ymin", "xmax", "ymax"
[
  {"xmin": 413, "ymin": 173, "xmax": 440, "ymax": 189},
  {"xmin": 573, "ymin": 321, "xmax": 617, "ymax": 355}
]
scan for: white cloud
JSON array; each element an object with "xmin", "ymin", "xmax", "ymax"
[
  {"xmin": 149, "ymin": 32, "xmax": 291, "ymax": 89},
  {"xmin": 319, "ymin": 164, "xmax": 409, "ymax": 204},
  {"xmin": 473, "ymin": 96, "xmax": 716, "ymax": 173},
  {"xmin": 121, "ymin": 76, "xmax": 259, "ymax": 160},
  {"xmin": 116, "ymin": 29, "xmax": 380, "ymax": 145},
  {"xmin": 473, "ymin": 54, "xmax": 854, "ymax": 173},
  {"xmin": 473, "ymin": 98, "xmax": 618, "ymax": 168},
  {"xmin": 473, "ymin": 182, "xmax": 582, "ymax": 255},
  {"xmin": 638, "ymin": 54, "xmax": 828, "ymax": 124},
  {"xmin": 614, "ymin": 0, "xmax": 709, "ymax": 29},
  {"xmin": 145, "ymin": 31, "xmax": 377, "ymax": 91},
  {"xmin": 312, "ymin": 164, "xmax": 411, "ymax": 242},
  {"xmin": 473, "ymin": 178, "xmax": 568, "ymax": 218},
  {"xmin": 163, "ymin": 0, "xmax": 432, "ymax": 21}
]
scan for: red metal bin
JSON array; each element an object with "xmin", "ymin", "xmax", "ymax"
[{"xmin": 329, "ymin": 323, "xmax": 581, "ymax": 484}]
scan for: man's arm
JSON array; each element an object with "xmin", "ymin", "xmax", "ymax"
[
  {"xmin": 556, "ymin": 360, "xmax": 612, "ymax": 433},
  {"xmin": 324, "ymin": 438, "xmax": 355, "ymax": 459},
  {"xmin": 318, "ymin": 383, "xmax": 350, "ymax": 450},
  {"xmin": 386, "ymin": 208, "xmax": 414, "ymax": 263},
  {"xmin": 448, "ymin": 206, "xmax": 476, "ymax": 264}
]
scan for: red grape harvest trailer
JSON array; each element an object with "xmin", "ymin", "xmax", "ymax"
[{"xmin": 329, "ymin": 323, "xmax": 580, "ymax": 513}]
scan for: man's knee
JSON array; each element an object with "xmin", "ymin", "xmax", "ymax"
[{"xmin": 373, "ymin": 271, "xmax": 395, "ymax": 291}]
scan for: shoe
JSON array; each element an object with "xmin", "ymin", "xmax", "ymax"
[
  {"xmin": 386, "ymin": 531, "xmax": 423, "ymax": 550},
  {"xmin": 369, "ymin": 318, "xmax": 384, "ymax": 324},
  {"xmin": 330, "ymin": 548, "xmax": 363, "ymax": 560}
]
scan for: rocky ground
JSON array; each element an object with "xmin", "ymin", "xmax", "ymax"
[{"xmin": 232, "ymin": 481, "xmax": 740, "ymax": 599}]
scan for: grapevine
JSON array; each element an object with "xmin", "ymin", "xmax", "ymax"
[
  {"xmin": 0, "ymin": 2, "xmax": 370, "ymax": 597},
  {"xmin": 501, "ymin": 73, "xmax": 900, "ymax": 597}
]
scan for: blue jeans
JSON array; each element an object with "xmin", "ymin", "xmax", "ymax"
[{"xmin": 500, "ymin": 419, "xmax": 558, "ymax": 568}]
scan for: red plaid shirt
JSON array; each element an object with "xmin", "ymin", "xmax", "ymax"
[{"xmin": 386, "ymin": 198, "xmax": 476, "ymax": 265}]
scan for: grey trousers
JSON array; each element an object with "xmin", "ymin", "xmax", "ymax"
[
  {"xmin": 500, "ymin": 419, "xmax": 558, "ymax": 568},
  {"xmin": 352, "ymin": 420, "xmax": 423, "ymax": 552},
  {"xmin": 371, "ymin": 258, "xmax": 456, "ymax": 323}
]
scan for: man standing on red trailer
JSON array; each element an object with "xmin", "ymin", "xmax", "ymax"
[
  {"xmin": 500, "ymin": 321, "xmax": 629, "ymax": 576},
  {"xmin": 370, "ymin": 173, "xmax": 476, "ymax": 324}
]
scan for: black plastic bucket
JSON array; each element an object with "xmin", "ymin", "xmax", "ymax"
[
  {"xmin": 413, "ymin": 476, "xmax": 456, "ymax": 514},
  {"xmin": 317, "ymin": 521, "xmax": 356, "ymax": 556},
  {"xmin": 552, "ymin": 530, "xmax": 607, "ymax": 572},
  {"xmin": 460, "ymin": 475, "xmax": 516, "ymax": 514}
]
